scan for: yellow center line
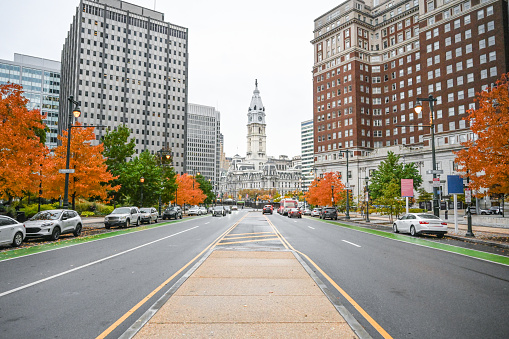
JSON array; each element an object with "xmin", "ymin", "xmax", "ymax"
[
  {"xmin": 263, "ymin": 215, "xmax": 289, "ymax": 250},
  {"xmin": 95, "ymin": 213, "xmax": 248, "ymax": 339},
  {"xmin": 269, "ymin": 220, "xmax": 393, "ymax": 339}
]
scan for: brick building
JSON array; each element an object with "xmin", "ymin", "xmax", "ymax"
[{"xmin": 311, "ymin": 0, "xmax": 508, "ymax": 202}]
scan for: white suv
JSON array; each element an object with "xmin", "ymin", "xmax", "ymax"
[
  {"xmin": 24, "ymin": 210, "xmax": 82, "ymax": 241},
  {"xmin": 104, "ymin": 207, "xmax": 141, "ymax": 229}
]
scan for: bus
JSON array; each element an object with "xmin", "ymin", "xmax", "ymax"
[{"xmin": 279, "ymin": 199, "xmax": 298, "ymax": 216}]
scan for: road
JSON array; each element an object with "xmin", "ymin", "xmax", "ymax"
[{"xmin": 1, "ymin": 210, "xmax": 508, "ymax": 338}]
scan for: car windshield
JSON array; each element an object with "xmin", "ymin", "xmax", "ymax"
[
  {"xmin": 140, "ymin": 208, "xmax": 152, "ymax": 213},
  {"xmin": 214, "ymin": 206, "xmax": 223, "ymax": 211},
  {"xmin": 111, "ymin": 207, "xmax": 131, "ymax": 214},
  {"xmin": 166, "ymin": 207, "xmax": 177, "ymax": 211},
  {"xmin": 418, "ymin": 214, "xmax": 440, "ymax": 219},
  {"xmin": 31, "ymin": 210, "xmax": 62, "ymax": 220}
]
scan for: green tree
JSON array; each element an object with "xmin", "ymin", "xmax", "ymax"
[
  {"xmin": 160, "ymin": 165, "xmax": 177, "ymax": 206},
  {"xmin": 374, "ymin": 179, "xmax": 405, "ymax": 222},
  {"xmin": 369, "ymin": 151, "xmax": 422, "ymax": 200}
]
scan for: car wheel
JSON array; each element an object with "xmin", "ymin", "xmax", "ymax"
[
  {"xmin": 180, "ymin": 214, "xmax": 183, "ymax": 219},
  {"xmin": 392, "ymin": 223, "xmax": 399, "ymax": 233},
  {"xmin": 105, "ymin": 224, "xmax": 111, "ymax": 229},
  {"xmin": 125, "ymin": 219, "xmax": 130, "ymax": 228},
  {"xmin": 73, "ymin": 223, "xmax": 82, "ymax": 237},
  {"xmin": 410, "ymin": 225, "xmax": 417, "ymax": 236},
  {"xmin": 50, "ymin": 227, "xmax": 61, "ymax": 241},
  {"xmin": 436, "ymin": 233, "xmax": 444, "ymax": 239},
  {"xmin": 12, "ymin": 232, "xmax": 23, "ymax": 247}
]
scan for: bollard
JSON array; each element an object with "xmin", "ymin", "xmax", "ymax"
[{"xmin": 444, "ymin": 210, "xmax": 448, "ymax": 220}]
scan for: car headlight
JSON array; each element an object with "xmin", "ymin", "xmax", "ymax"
[{"xmin": 41, "ymin": 222, "xmax": 55, "ymax": 227}]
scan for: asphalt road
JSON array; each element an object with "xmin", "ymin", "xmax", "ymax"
[
  {"xmin": 269, "ymin": 213, "xmax": 509, "ymax": 339},
  {"xmin": 1, "ymin": 210, "xmax": 508, "ymax": 339}
]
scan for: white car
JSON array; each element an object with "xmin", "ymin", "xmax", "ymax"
[
  {"xmin": 393, "ymin": 213, "xmax": 448, "ymax": 238},
  {"xmin": 104, "ymin": 207, "xmax": 141, "ymax": 229},
  {"xmin": 140, "ymin": 207, "xmax": 158, "ymax": 224},
  {"xmin": 311, "ymin": 208, "xmax": 322, "ymax": 217},
  {"xmin": 188, "ymin": 206, "xmax": 202, "ymax": 216},
  {"xmin": 0, "ymin": 215, "xmax": 25, "ymax": 247},
  {"xmin": 25, "ymin": 209, "xmax": 82, "ymax": 240}
]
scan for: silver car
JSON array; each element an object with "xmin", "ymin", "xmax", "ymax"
[
  {"xmin": 104, "ymin": 207, "xmax": 141, "ymax": 229},
  {"xmin": 25, "ymin": 210, "xmax": 82, "ymax": 241},
  {"xmin": 393, "ymin": 213, "xmax": 448, "ymax": 238},
  {"xmin": 0, "ymin": 215, "xmax": 25, "ymax": 247},
  {"xmin": 140, "ymin": 207, "xmax": 158, "ymax": 224}
]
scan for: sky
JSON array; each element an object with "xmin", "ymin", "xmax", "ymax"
[{"xmin": 0, "ymin": 0, "xmax": 343, "ymax": 157}]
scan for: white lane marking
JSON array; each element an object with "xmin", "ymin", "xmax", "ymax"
[
  {"xmin": 204, "ymin": 222, "xmax": 210, "ymax": 225},
  {"xmin": 342, "ymin": 240, "xmax": 361, "ymax": 248},
  {"xmin": 0, "ymin": 226, "xmax": 199, "ymax": 298},
  {"xmin": 308, "ymin": 226, "xmax": 315, "ymax": 230}
]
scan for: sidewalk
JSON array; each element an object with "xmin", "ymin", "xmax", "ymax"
[{"xmin": 126, "ymin": 250, "xmax": 364, "ymax": 338}]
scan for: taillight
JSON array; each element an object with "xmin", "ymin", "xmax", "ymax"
[
  {"xmin": 441, "ymin": 222, "xmax": 447, "ymax": 225},
  {"xmin": 419, "ymin": 221, "xmax": 429, "ymax": 224}
]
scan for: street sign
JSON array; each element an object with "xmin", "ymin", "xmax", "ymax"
[
  {"xmin": 401, "ymin": 179, "xmax": 414, "ymax": 197},
  {"xmin": 465, "ymin": 188, "xmax": 471, "ymax": 203},
  {"xmin": 433, "ymin": 177, "xmax": 441, "ymax": 187},
  {"xmin": 345, "ymin": 182, "xmax": 350, "ymax": 188},
  {"xmin": 426, "ymin": 170, "xmax": 444, "ymax": 174},
  {"xmin": 59, "ymin": 169, "xmax": 75, "ymax": 174}
]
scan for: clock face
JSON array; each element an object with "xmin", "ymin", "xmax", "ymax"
[{"xmin": 258, "ymin": 116, "xmax": 263, "ymax": 121}]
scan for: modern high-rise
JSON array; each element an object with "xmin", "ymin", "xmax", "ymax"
[
  {"xmin": 0, "ymin": 53, "xmax": 61, "ymax": 150},
  {"xmin": 59, "ymin": 0, "xmax": 189, "ymax": 174},
  {"xmin": 186, "ymin": 103, "xmax": 221, "ymax": 187},
  {"xmin": 301, "ymin": 119, "xmax": 314, "ymax": 191},
  {"xmin": 311, "ymin": 0, "xmax": 508, "ymax": 198}
]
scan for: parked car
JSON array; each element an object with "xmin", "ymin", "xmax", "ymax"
[
  {"xmin": 0, "ymin": 215, "xmax": 25, "ymax": 247},
  {"xmin": 302, "ymin": 208, "xmax": 312, "ymax": 216},
  {"xmin": 262, "ymin": 205, "xmax": 273, "ymax": 214},
  {"xmin": 188, "ymin": 206, "xmax": 202, "ymax": 216},
  {"xmin": 469, "ymin": 207, "xmax": 491, "ymax": 215},
  {"xmin": 224, "ymin": 206, "xmax": 232, "ymax": 214},
  {"xmin": 212, "ymin": 206, "xmax": 226, "ymax": 217},
  {"xmin": 288, "ymin": 208, "xmax": 302, "ymax": 218},
  {"xmin": 320, "ymin": 207, "xmax": 338, "ymax": 220},
  {"xmin": 25, "ymin": 209, "xmax": 82, "ymax": 240},
  {"xmin": 162, "ymin": 206, "xmax": 182, "ymax": 220},
  {"xmin": 199, "ymin": 206, "xmax": 208, "ymax": 214},
  {"xmin": 104, "ymin": 207, "xmax": 141, "ymax": 229},
  {"xmin": 231, "ymin": 205, "xmax": 238, "ymax": 211},
  {"xmin": 140, "ymin": 207, "xmax": 158, "ymax": 224},
  {"xmin": 311, "ymin": 208, "xmax": 322, "ymax": 217},
  {"xmin": 393, "ymin": 213, "xmax": 448, "ymax": 238},
  {"xmin": 489, "ymin": 206, "xmax": 503, "ymax": 215}
]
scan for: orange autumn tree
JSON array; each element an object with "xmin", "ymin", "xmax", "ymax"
[
  {"xmin": 0, "ymin": 83, "xmax": 48, "ymax": 200},
  {"xmin": 454, "ymin": 73, "xmax": 509, "ymax": 197},
  {"xmin": 174, "ymin": 173, "xmax": 206, "ymax": 206},
  {"xmin": 305, "ymin": 171, "xmax": 345, "ymax": 207},
  {"xmin": 44, "ymin": 123, "xmax": 119, "ymax": 205}
]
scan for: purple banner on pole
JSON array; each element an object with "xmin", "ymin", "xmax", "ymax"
[{"xmin": 401, "ymin": 179, "xmax": 414, "ymax": 197}]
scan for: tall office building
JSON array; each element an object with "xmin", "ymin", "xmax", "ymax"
[
  {"xmin": 301, "ymin": 119, "xmax": 314, "ymax": 191},
  {"xmin": 311, "ymin": 0, "xmax": 508, "ymax": 198},
  {"xmin": 0, "ymin": 54, "xmax": 61, "ymax": 150},
  {"xmin": 186, "ymin": 103, "xmax": 221, "ymax": 187},
  {"xmin": 59, "ymin": 0, "xmax": 189, "ymax": 174}
]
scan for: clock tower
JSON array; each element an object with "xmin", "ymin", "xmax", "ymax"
[{"xmin": 246, "ymin": 79, "xmax": 267, "ymax": 169}]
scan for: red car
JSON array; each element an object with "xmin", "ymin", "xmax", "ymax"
[{"xmin": 288, "ymin": 208, "xmax": 302, "ymax": 218}]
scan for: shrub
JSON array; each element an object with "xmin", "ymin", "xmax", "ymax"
[
  {"xmin": 96, "ymin": 204, "xmax": 114, "ymax": 215},
  {"xmin": 21, "ymin": 204, "xmax": 56, "ymax": 218},
  {"xmin": 80, "ymin": 211, "xmax": 95, "ymax": 217},
  {"xmin": 409, "ymin": 208, "xmax": 426, "ymax": 213}
]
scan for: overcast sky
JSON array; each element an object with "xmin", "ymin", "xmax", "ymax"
[{"xmin": 0, "ymin": 0, "xmax": 342, "ymax": 157}]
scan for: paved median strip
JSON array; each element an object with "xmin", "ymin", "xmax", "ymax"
[{"xmin": 323, "ymin": 220, "xmax": 509, "ymax": 266}]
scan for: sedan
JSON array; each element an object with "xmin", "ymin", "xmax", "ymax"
[
  {"xmin": 25, "ymin": 209, "xmax": 82, "ymax": 240},
  {"xmin": 288, "ymin": 208, "xmax": 302, "ymax": 218},
  {"xmin": 0, "ymin": 215, "xmax": 25, "ymax": 247},
  {"xmin": 311, "ymin": 208, "xmax": 322, "ymax": 217},
  {"xmin": 302, "ymin": 208, "xmax": 312, "ymax": 216},
  {"xmin": 393, "ymin": 213, "xmax": 448, "ymax": 238},
  {"xmin": 187, "ymin": 206, "xmax": 202, "ymax": 216},
  {"xmin": 212, "ymin": 206, "xmax": 226, "ymax": 217},
  {"xmin": 199, "ymin": 206, "xmax": 208, "ymax": 215},
  {"xmin": 262, "ymin": 205, "xmax": 273, "ymax": 214},
  {"xmin": 140, "ymin": 207, "xmax": 158, "ymax": 224}
]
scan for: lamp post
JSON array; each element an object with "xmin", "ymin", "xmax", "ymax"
[
  {"xmin": 63, "ymin": 96, "xmax": 81, "ymax": 209},
  {"xmin": 365, "ymin": 177, "xmax": 370, "ymax": 222},
  {"xmin": 414, "ymin": 95, "xmax": 439, "ymax": 217},
  {"xmin": 140, "ymin": 176, "xmax": 145, "ymax": 206},
  {"xmin": 331, "ymin": 185, "xmax": 334, "ymax": 206},
  {"xmin": 339, "ymin": 150, "xmax": 352, "ymax": 219},
  {"xmin": 157, "ymin": 151, "xmax": 171, "ymax": 217}
]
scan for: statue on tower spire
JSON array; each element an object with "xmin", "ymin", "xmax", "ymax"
[{"xmin": 255, "ymin": 79, "xmax": 258, "ymax": 88}]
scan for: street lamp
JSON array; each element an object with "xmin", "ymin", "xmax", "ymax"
[
  {"xmin": 414, "ymin": 95, "xmax": 439, "ymax": 217},
  {"xmin": 331, "ymin": 185, "xmax": 334, "ymax": 206},
  {"xmin": 157, "ymin": 150, "xmax": 171, "ymax": 217},
  {"xmin": 140, "ymin": 176, "xmax": 145, "ymax": 207},
  {"xmin": 63, "ymin": 96, "xmax": 81, "ymax": 209},
  {"xmin": 365, "ymin": 177, "xmax": 370, "ymax": 222},
  {"xmin": 339, "ymin": 150, "xmax": 352, "ymax": 219}
]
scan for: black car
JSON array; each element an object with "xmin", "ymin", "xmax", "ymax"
[
  {"xmin": 162, "ymin": 206, "xmax": 182, "ymax": 220},
  {"xmin": 320, "ymin": 207, "xmax": 338, "ymax": 220},
  {"xmin": 262, "ymin": 205, "xmax": 273, "ymax": 214}
]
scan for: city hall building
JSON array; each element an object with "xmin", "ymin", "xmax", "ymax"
[{"xmin": 311, "ymin": 0, "xmax": 508, "ymax": 205}]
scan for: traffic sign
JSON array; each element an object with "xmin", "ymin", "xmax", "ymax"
[
  {"xmin": 433, "ymin": 177, "xmax": 441, "ymax": 187},
  {"xmin": 465, "ymin": 189, "xmax": 471, "ymax": 203},
  {"xmin": 426, "ymin": 170, "xmax": 444, "ymax": 174},
  {"xmin": 59, "ymin": 169, "xmax": 75, "ymax": 174}
]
